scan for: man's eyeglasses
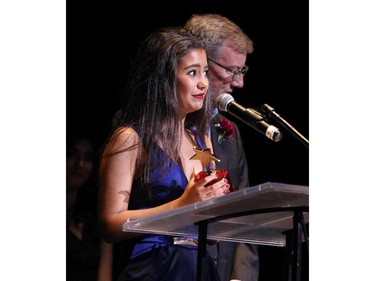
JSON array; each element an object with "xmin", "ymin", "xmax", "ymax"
[{"xmin": 208, "ymin": 58, "xmax": 249, "ymax": 81}]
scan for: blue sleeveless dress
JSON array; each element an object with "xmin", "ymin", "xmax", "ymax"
[{"xmin": 115, "ymin": 140, "xmax": 219, "ymax": 281}]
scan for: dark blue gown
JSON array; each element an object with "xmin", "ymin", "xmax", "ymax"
[{"xmin": 115, "ymin": 144, "xmax": 220, "ymax": 281}]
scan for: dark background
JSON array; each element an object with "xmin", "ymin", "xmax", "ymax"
[{"xmin": 67, "ymin": 1, "xmax": 309, "ymax": 280}]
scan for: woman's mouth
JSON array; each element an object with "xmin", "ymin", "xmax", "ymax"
[{"xmin": 192, "ymin": 94, "xmax": 205, "ymax": 100}]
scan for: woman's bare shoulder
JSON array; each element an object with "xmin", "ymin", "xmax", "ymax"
[{"xmin": 106, "ymin": 127, "xmax": 140, "ymax": 153}]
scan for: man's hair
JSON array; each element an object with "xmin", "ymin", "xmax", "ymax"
[{"xmin": 185, "ymin": 13, "xmax": 254, "ymax": 59}]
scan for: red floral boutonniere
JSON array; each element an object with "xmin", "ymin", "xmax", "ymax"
[{"xmin": 214, "ymin": 117, "xmax": 235, "ymax": 144}]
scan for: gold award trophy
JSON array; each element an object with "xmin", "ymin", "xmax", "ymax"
[{"xmin": 190, "ymin": 146, "xmax": 236, "ymax": 192}]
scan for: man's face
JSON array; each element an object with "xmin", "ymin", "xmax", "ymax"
[{"xmin": 208, "ymin": 42, "xmax": 248, "ymax": 102}]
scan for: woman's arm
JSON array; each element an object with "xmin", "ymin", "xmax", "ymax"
[
  {"xmin": 98, "ymin": 128, "xmax": 229, "ymax": 242},
  {"xmin": 97, "ymin": 240, "xmax": 113, "ymax": 281}
]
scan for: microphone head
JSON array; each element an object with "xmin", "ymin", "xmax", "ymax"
[
  {"xmin": 266, "ymin": 125, "xmax": 283, "ymax": 142},
  {"xmin": 217, "ymin": 93, "xmax": 234, "ymax": 112}
]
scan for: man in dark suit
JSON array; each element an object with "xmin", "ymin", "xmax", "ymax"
[{"xmin": 185, "ymin": 14, "xmax": 259, "ymax": 281}]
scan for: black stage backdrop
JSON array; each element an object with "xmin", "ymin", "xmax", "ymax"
[{"xmin": 67, "ymin": 1, "xmax": 309, "ymax": 280}]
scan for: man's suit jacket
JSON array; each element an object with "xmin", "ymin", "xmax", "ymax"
[{"xmin": 207, "ymin": 113, "xmax": 259, "ymax": 281}]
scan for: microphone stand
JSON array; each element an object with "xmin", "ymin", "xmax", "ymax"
[
  {"xmin": 258, "ymin": 104, "xmax": 309, "ymax": 281},
  {"xmin": 258, "ymin": 104, "xmax": 309, "ymax": 148}
]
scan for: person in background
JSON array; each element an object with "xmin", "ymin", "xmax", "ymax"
[
  {"xmin": 66, "ymin": 128, "xmax": 97, "ymax": 279},
  {"xmin": 66, "ymin": 127, "xmax": 112, "ymax": 281},
  {"xmin": 185, "ymin": 13, "xmax": 259, "ymax": 281},
  {"xmin": 98, "ymin": 26, "xmax": 231, "ymax": 281}
]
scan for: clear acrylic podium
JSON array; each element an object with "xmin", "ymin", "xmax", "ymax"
[{"xmin": 122, "ymin": 182, "xmax": 309, "ymax": 281}]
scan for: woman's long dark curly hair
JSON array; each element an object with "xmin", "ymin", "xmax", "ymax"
[{"xmin": 106, "ymin": 27, "xmax": 214, "ymax": 194}]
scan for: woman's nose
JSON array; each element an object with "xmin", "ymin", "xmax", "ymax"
[{"xmin": 197, "ymin": 81, "xmax": 207, "ymax": 90}]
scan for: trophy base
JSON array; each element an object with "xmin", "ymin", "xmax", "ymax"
[{"xmin": 195, "ymin": 169, "xmax": 236, "ymax": 192}]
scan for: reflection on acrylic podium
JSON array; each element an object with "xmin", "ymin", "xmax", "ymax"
[{"xmin": 123, "ymin": 182, "xmax": 309, "ymax": 281}]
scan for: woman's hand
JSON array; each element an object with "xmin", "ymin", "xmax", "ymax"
[{"xmin": 177, "ymin": 168, "xmax": 230, "ymax": 207}]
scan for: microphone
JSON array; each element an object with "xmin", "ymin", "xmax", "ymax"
[{"xmin": 217, "ymin": 93, "xmax": 283, "ymax": 142}]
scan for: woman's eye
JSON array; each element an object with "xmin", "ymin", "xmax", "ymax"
[{"xmin": 188, "ymin": 70, "xmax": 197, "ymax": 76}]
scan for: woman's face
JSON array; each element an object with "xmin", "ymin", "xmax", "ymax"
[
  {"xmin": 176, "ymin": 48, "xmax": 209, "ymax": 116},
  {"xmin": 66, "ymin": 139, "xmax": 94, "ymax": 190}
]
